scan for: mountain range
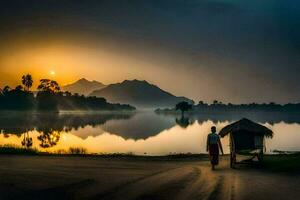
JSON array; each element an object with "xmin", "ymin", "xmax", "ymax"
[
  {"xmin": 64, "ymin": 79, "xmax": 194, "ymax": 108},
  {"xmin": 62, "ymin": 78, "xmax": 106, "ymax": 96}
]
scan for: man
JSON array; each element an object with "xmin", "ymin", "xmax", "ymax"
[{"xmin": 207, "ymin": 126, "xmax": 224, "ymax": 170}]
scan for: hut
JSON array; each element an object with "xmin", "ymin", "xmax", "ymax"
[{"xmin": 219, "ymin": 118, "xmax": 273, "ymax": 168}]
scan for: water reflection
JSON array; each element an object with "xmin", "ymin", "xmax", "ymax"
[
  {"xmin": 21, "ymin": 132, "xmax": 33, "ymax": 148},
  {"xmin": 37, "ymin": 130, "xmax": 60, "ymax": 148},
  {"xmin": 102, "ymin": 112, "xmax": 175, "ymax": 139},
  {"xmin": 0, "ymin": 111, "xmax": 138, "ymax": 150},
  {"xmin": 175, "ymin": 116, "xmax": 195, "ymax": 128},
  {"xmin": 1, "ymin": 111, "xmax": 300, "ymax": 155},
  {"xmin": 0, "ymin": 112, "xmax": 135, "ymax": 135}
]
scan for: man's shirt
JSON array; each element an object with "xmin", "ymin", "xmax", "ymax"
[{"xmin": 207, "ymin": 133, "xmax": 219, "ymax": 145}]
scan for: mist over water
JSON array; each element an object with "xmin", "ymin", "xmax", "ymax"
[{"xmin": 1, "ymin": 111, "xmax": 300, "ymax": 155}]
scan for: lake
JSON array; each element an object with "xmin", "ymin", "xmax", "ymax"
[{"xmin": 1, "ymin": 111, "xmax": 300, "ymax": 155}]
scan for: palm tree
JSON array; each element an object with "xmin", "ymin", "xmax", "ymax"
[
  {"xmin": 22, "ymin": 74, "xmax": 33, "ymax": 91},
  {"xmin": 175, "ymin": 101, "xmax": 192, "ymax": 117}
]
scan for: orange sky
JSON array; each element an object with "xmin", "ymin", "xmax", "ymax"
[
  {"xmin": 1, "ymin": 0, "xmax": 299, "ymax": 103},
  {"xmin": 0, "ymin": 35, "xmax": 204, "ymax": 101}
]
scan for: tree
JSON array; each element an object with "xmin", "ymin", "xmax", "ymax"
[
  {"xmin": 37, "ymin": 79, "xmax": 60, "ymax": 93},
  {"xmin": 15, "ymin": 85, "xmax": 23, "ymax": 91},
  {"xmin": 198, "ymin": 101, "xmax": 204, "ymax": 105},
  {"xmin": 22, "ymin": 74, "xmax": 33, "ymax": 91},
  {"xmin": 64, "ymin": 91, "xmax": 72, "ymax": 97},
  {"xmin": 175, "ymin": 101, "xmax": 192, "ymax": 117},
  {"xmin": 2, "ymin": 86, "xmax": 11, "ymax": 94},
  {"xmin": 213, "ymin": 100, "xmax": 219, "ymax": 105},
  {"xmin": 37, "ymin": 79, "xmax": 61, "ymax": 111}
]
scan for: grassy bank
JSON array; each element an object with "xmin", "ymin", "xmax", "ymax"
[
  {"xmin": 262, "ymin": 154, "xmax": 300, "ymax": 173},
  {"xmin": 0, "ymin": 145, "xmax": 206, "ymax": 158},
  {"xmin": 0, "ymin": 145, "xmax": 38, "ymax": 155},
  {"xmin": 1, "ymin": 146, "xmax": 300, "ymax": 173},
  {"xmin": 0, "ymin": 145, "xmax": 89, "ymax": 156}
]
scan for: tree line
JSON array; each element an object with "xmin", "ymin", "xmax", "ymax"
[
  {"xmin": 156, "ymin": 100, "xmax": 300, "ymax": 114},
  {"xmin": 0, "ymin": 74, "xmax": 135, "ymax": 111},
  {"xmin": 194, "ymin": 100, "xmax": 300, "ymax": 112}
]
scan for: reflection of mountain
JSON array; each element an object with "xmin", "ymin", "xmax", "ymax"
[
  {"xmin": 2, "ymin": 110, "xmax": 300, "ymax": 143},
  {"xmin": 102, "ymin": 112, "xmax": 175, "ymax": 139},
  {"xmin": 63, "ymin": 78, "xmax": 106, "ymax": 96},
  {"xmin": 0, "ymin": 112, "xmax": 176, "ymax": 140},
  {"xmin": 0, "ymin": 112, "xmax": 137, "ymax": 149},
  {"xmin": 90, "ymin": 80, "xmax": 194, "ymax": 108},
  {"xmin": 0, "ymin": 112, "xmax": 135, "ymax": 135}
]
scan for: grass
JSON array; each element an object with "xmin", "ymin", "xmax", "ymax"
[
  {"xmin": 0, "ymin": 146, "xmax": 207, "ymax": 160},
  {"xmin": 0, "ymin": 146, "xmax": 89, "ymax": 156},
  {"xmin": 68, "ymin": 147, "xmax": 87, "ymax": 155},
  {"xmin": 0, "ymin": 145, "xmax": 38, "ymax": 155},
  {"xmin": 262, "ymin": 153, "xmax": 300, "ymax": 173}
]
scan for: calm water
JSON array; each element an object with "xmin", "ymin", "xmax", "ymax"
[{"xmin": 1, "ymin": 111, "xmax": 300, "ymax": 155}]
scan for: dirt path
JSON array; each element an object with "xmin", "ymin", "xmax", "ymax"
[{"xmin": 0, "ymin": 155, "xmax": 299, "ymax": 200}]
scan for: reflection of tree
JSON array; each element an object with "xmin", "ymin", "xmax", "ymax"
[
  {"xmin": 0, "ymin": 113, "xmax": 35, "ymax": 136},
  {"xmin": 1, "ymin": 127, "xmax": 34, "ymax": 135},
  {"xmin": 21, "ymin": 132, "xmax": 33, "ymax": 148},
  {"xmin": 37, "ymin": 129, "xmax": 60, "ymax": 148},
  {"xmin": 0, "ymin": 112, "xmax": 135, "ymax": 139},
  {"xmin": 175, "ymin": 116, "xmax": 194, "ymax": 128}
]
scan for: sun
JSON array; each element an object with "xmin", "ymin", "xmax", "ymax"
[{"xmin": 50, "ymin": 70, "xmax": 56, "ymax": 76}]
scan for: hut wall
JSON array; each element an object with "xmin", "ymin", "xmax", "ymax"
[
  {"xmin": 232, "ymin": 131, "xmax": 256, "ymax": 151},
  {"xmin": 254, "ymin": 136, "xmax": 264, "ymax": 149}
]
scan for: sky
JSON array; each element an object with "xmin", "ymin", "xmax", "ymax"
[{"xmin": 0, "ymin": 0, "xmax": 299, "ymax": 103}]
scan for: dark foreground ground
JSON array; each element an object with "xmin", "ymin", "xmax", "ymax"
[{"xmin": 0, "ymin": 155, "xmax": 300, "ymax": 200}]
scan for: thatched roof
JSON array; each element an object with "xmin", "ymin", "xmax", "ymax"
[{"xmin": 219, "ymin": 118, "xmax": 273, "ymax": 138}]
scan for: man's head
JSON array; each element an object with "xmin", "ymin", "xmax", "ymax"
[{"xmin": 211, "ymin": 126, "xmax": 216, "ymax": 133}]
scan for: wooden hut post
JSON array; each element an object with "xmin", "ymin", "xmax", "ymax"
[
  {"xmin": 258, "ymin": 137, "xmax": 265, "ymax": 162},
  {"xmin": 230, "ymin": 132, "xmax": 236, "ymax": 168}
]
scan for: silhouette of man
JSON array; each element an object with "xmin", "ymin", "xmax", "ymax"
[{"xmin": 207, "ymin": 126, "xmax": 224, "ymax": 170}]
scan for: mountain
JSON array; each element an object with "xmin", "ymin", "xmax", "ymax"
[
  {"xmin": 89, "ymin": 79, "xmax": 194, "ymax": 108},
  {"xmin": 62, "ymin": 78, "xmax": 106, "ymax": 96}
]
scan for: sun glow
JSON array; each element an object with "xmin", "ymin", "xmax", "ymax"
[{"xmin": 50, "ymin": 70, "xmax": 56, "ymax": 76}]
